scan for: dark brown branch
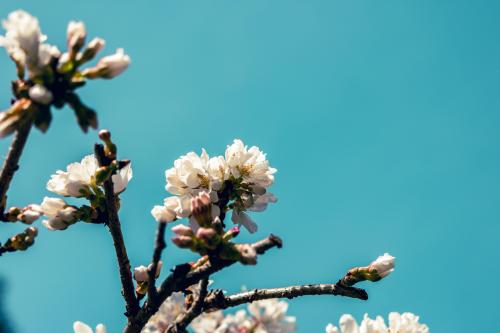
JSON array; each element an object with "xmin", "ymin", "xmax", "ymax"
[
  {"xmin": 95, "ymin": 144, "xmax": 139, "ymax": 318},
  {"xmin": 0, "ymin": 119, "xmax": 32, "ymax": 218},
  {"xmin": 147, "ymin": 222, "xmax": 167, "ymax": 300},
  {"xmin": 167, "ymin": 278, "xmax": 209, "ymax": 333},
  {"xmin": 203, "ymin": 282, "xmax": 368, "ymax": 312},
  {"xmin": 124, "ymin": 234, "xmax": 283, "ymax": 333}
]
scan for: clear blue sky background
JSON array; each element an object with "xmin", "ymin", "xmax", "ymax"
[{"xmin": 0, "ymin": 1, "xmax": 499, "ymax": 332}]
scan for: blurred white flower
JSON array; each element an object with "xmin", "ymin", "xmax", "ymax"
[
  {"xmin": 326, "ymin": 323, "xmax": 339, "ymax": 333},
  {"xmin": 83, "ymin": 48, "xmax": 130, "ymax": 79},
  {"xmin": 47, "ymin": 154, "xmax": 132, "ymax": 197},
  {"xmin": 325, "ymin": 312, "xmax": 429, "ymax": 333},
  {"xmin": 142, "ymin": 292, "xmax": 185, "ymax": 333},
  {"xmin": 248, "ymin": 298, "xmax": 296, "ymax": 333},
  {"xmin": 225, "ymin": 139, "xmax": 276, "ymax": 188},
  {"xmin": 191, "ymin": 311, "xmax": 225, "ymax": 333},
  {"xmin": 369, "ymin": 253, "xmax": 395, "ymax": 279},
  {"xmin": 40, "ymin": 197, "xmax": 78, "ymax": 231},
  {"xmin": 192, "ymin": 299, "xmax": 295, "ymax": 333},
  {"xmin": 0, "ymin": 10, "xmax": 46, "ymax": 71},
  {"xmin": 28, "ymin": 84, "xmax": 53, "ymax": 105},
  {"xmin": 67, "ymin": 21, "xmax": 86, "ymax": 53},
  {"xmin": 73, "ymin": 321, "xmax": 106, "ymax": 333}
]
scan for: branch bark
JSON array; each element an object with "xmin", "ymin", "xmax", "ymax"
[
  {"xmin": 203, "ymin": 282, "xmax": 368, "ymax": 312},
  {"xmin": 124, "ymin": 234, "xmax": 283, "ymax": 333},
  {"xmin": 0, "ymin": 119, "xmax": 32, "ymax": 217},
  {"xmin": 147, "ymin": 222, "xmax": 166, "ymax": 300},
  {"xmin": 95, "ymin": 144, "xmax": 139, "ymax": 318},
  {"xmin": 167, "ymin": 278, "xmax": 209, "ymax": 333}
]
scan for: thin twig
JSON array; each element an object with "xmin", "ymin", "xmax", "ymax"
[
  {"xmin": 124, "ymin": 234, "xmax": 283, "ymax": 333},
  {"xmin": 203, "ymin": 282, "xmax": 368, "ymax": 312},
  {"xmin": 147, "ymin": 222, "xmax": 167, "ymax": 300},
  {"xmin": 94, "ymin": 144, "xmax": 139, "ymax": 318},
  {"xmin": 167, "ymin": 278, "xmax": 209, "ymax": 333},
  {"xmin": 0, "ymin": 119, "xmax": 32, "ymax": 218}
]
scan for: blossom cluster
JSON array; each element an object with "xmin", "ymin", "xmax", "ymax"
[
  {"xmin": 325, "ymin": 312, "xmax": 429, "ymax": 333},
  {"xmin": 140, "ymin": 289, "xmax": 295, "ymax": 333},
  {"xmin": 35, "ymin": 153, "xmax": 132, "ymax": 230},
  {"xmin": 0, "ymin": 10, "xmax": 130, "ymax": 137},
  {"xmin": 151, "ymin": 139, "xmax": 276, "ymax": 263}
]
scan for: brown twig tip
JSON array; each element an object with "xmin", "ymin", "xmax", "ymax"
[{"xmin": 269, "ymin": 234, "xmax": 283, "ymax": 248}]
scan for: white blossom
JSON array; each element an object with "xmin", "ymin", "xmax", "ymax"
[
  {"xmin": 191, "ymin": 311, "xmax": 225, "ymax": 333},
  {"xmin": 142, "ymin": 292, "xmax": 185, "ymax": 333},
  {"xmin": 0, "ymin": 10, "xmax": 46, "ymax": 71},
  {"xmin": 47, "ymin": 154, "xmax": 132, "ymax": 197},
  {"xmin": 151, "ymin": 195, "xmax": 192, "ymax": 223},
  {"xmin": 73, "ymin": 321, "xmax": 106, "ymax": 333},
  {"xmin": 165, "ymin": 149, "xmax": 211, "ymax": 196},
  {"xmin": 248, "ymin": 298, "xmax": 296, "ymax": 333},
  {"xmin": 369, "ymin": 253, "xmax": 395, "ymax": 279},
  {"xmin": 225, "ymin": 139, "xmax": 276, "ymax": 188},
  {"xmin": 40, "ymin": 197, "xmax": 78, "ymax": 231},
  {"xmin": 29, "ymin": 84, "xmax": 53, "ymax": 105},
  {"xmin": 325, "ymin": 312, "xmax": 429, "ymax": 333}
]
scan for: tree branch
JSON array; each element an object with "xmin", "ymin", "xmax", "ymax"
[
  {"xmin": 0, "ymin": 120, "xmax": 32, "ymax": 218},
  {"xmin": 147, "ymin": 222, "xmax": 167, "ymax": 300},
  {"xmin": 167, "ymin": 278, "xmax": 209, "ymax": 333},
  {"xmin": 124, "ymin": 234, "xmax": 283, "ymax": 333},
  {"xmin": 203, "ymin": 282, "xmax": 368, "ymax": 312},
  {"xmin": 94, "ymin": 144, "xmax": 139, "ymax": 318}
]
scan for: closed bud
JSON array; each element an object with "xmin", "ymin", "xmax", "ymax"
[
  {"xmin": 172, "ymin": 224, "xmax": 194, "ymax": 237},
  {"xmin": 67, "ymin": 21, "xmax": 86, "ymax": 57},
  {"xmin": 367, "ymin": 253, "xmax": 395, "ymax": 280},
  {"xmin": 78, "ymin": 37, "xmax": 105, "ymax": 64},
  {"xmin": 4, "ymin": 207, "xmax": 21, "ymax": 222},
  {"xmin": 172, "ymin": 235, "xmax": 193, "ymax": 248},
  {"xmin": 18, "ymin": 204, "xmax": 42, "ymax": 224},
  {"xmin": 82, "ymin": 48, "xmax": 130, "ymax": 79},
  {"xmin": 191, "ymin": 191, "xmax": 213, "ymax": 227},
  {"xmin": 223, "ymin": 226, "xmax": 240, "ymax": 241}
]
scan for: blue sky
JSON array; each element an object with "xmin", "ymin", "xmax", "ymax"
[{"xmin": 1, "ymin": 1, "xmax": 499, "ymax": 332}]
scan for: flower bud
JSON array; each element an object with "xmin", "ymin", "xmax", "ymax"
[
  {"xmin": 191, "ymin": 191, "xmax": 214, "ymax": 227},
  {"xmin": 3, "ymin": 227, "xmax": 38, "ymax": 252},
  {"xmin": 18, "ymin": 204, "xmax": 42, "ymax": 224},
  {"xmin": 82, "ymin": 48, "xmax": 130, "ymax": 79},
  {"xmin": 78, "ymin": 37, "xmax": 105, "ymax": 64},
  {"xmin": 172, "ymin": 235, "xmax": 193, "ymax": 248},
  {"xmin": 223, "ymin": 226, "xmax": 240, "ymax": 241},
  {"xmin": 196, "ymin": 227, "xmax": 218, "ymax": 249},
  {"xmin": 4, "ymin": 207, "xmax": 21, "ymax": 222},
  {"xmin": 368, "ymin": 253, "xmax": 395, "ymax": 280},
  {"xmin": 67, "ymin": 21, "xmax": 86, "ymax": 57},
  {"xmin": 172, "ymin": 224, "xmax": 194, "ymax": 237},
  {"xmin": 28, "ymin": 84, "xmax": 53, "ymax": 105},
  {"xmin": 342, "ymin": 253, "xmax": 395, "ymax": 286}
]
